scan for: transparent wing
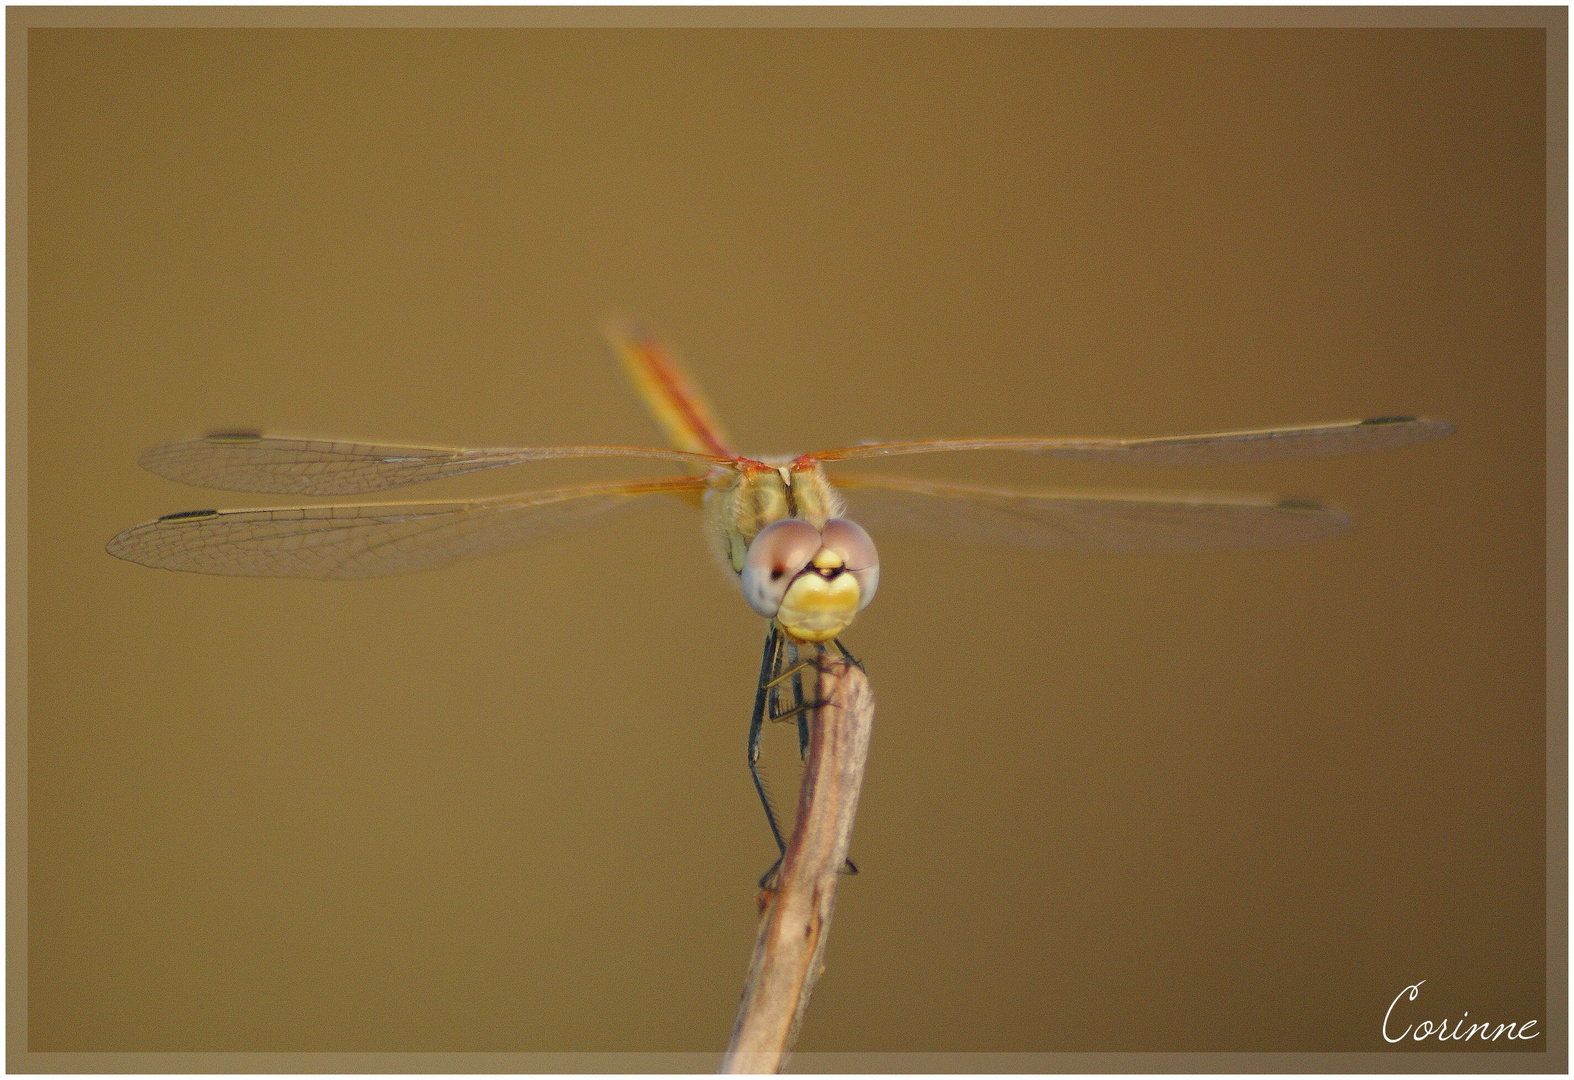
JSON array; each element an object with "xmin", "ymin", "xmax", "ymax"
[
  {"xmin": 809, "ymin": 416, "xmax": 1452, "ymax": 465},
  {"xmin": 138, "ymin": 431, "xmax": 733, "ymax": 495},
  {"xmin": 106, "ymin": 476, "xmax": 708, "ymax": 579},
  {"xmin": 834, "ymin": 474, "xmax": 1353, "ymax": 552}
]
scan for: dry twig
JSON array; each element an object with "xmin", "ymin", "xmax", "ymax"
[{"xmin": 721, "ymin": 655, "xmax": 874, "ymax": 1074}]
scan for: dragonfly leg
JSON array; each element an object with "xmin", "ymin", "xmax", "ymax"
[
  {"xmin": 748, "ymin": 624, "xmax": 788, "ymax": 858},
  {"xmin": 792, "ymin": 642, "xmax": 814, "ymax": 760},
  {"xmin": 758, "ymin": 855, "xmax": 783, "ymax": 891},
  {"xmin": 765, "ymin": 675, "xmax": 812, "ymax": 726},
  {"xmin": 762, "ymin": 659, "xmax": 818, "ymax": 693},
  {"xmin": 831, "ymin": 636, "xmax": 865, "ymax": 672},
  {"xmin": 758, "ymin": 851, "xmax": 856, "ymax": 888},
  {"xmin": 768, "ymin": 696, "xmax": 832, "ymax": 723},
  {"xmin": 766, "ymin": 645, "xmax": 834, "ymax": 731},
  {"xmin": 750, "ymin": 632, "xmax": 863, "ymax": 882}
]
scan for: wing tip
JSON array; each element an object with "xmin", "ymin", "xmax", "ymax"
[
  {"xmin": 137, "ymin": 438, "xmax": 195, "ymax": 478},
  {"xmin": 1362, "ymin": 415, "xmax": 1455, "ymax": 441},
  {"xmin": 138, "ymin": 430, "xmax": 265, "ymax": 466},
  {"xmin": 1274, "ymin": 497, "xmax": 1353, "ymax": 535},
  {"xmin": 105, "ymin": 526, "xmax": 155, "ymax": 568}
]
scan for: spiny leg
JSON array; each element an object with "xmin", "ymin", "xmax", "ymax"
[
  {"xmin": 767, "ymin": 636, "xmax": 795, "ymax": 728},
  {"xmin": 758, "ymin": 856, "xmax": 783, "ymax": 891},
  {"xmin": 767, "ymin": 638, "xmax": 826, "ymax": 751},
  {"xmin": 766, "ymin": 641, "xmax": 837, "ymax": 738},
  {"xmin": 793, "ymin": 643, "xmax": 813, "ymax": 760},
  {"xmin": 831, "ymin": 636, "xmax": 865, "ymax": 672},
  {"xmin": 765, "ymin": 695, "xmax": 827, "ymax": 726},
  {"xmin": 752, "ymin": 631, "xmax": 820, "ymax": 890},
  {"xmin": 748, "ymin": 623, "xmax": 789, "ymax": 857},
  {"xmin": 761, "ymin": 638, "xmax": 861, "ymax": 881},
  {"xmin": 762, "ymin": 657, "xmax": 818, "ymax": 695}
]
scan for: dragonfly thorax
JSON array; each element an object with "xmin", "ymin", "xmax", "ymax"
[{"xmin": 705, "ymin": 459, "xmax": 846, "ymax": 573}]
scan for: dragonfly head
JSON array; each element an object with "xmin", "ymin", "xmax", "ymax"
[{"xmin": 740, "ymin": 518, "xmax": 880, "ymax": 642}]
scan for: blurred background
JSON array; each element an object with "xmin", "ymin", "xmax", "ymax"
[{"xmin": 26, "ymin": 25, "xmax": 1546, "ymax": 1055}]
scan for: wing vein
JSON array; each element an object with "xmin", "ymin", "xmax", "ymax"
[
  {"xmin": 810, "ymin": 417, "xmax": 1453, "ymax": 465},
  {"xmin": 834, "ymin": 474, "xmax": 1353, "ymax": 552},
  {"xmin": 107, "ymin": 477, "xmax": 708, "ymax": 578},
  {"xmin": 140, "ymin": 433, "xmax": 733, "ymax": 495}
]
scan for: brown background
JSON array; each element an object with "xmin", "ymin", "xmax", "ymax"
[{"xmin": 20, "ymin": 18, "xmax": 1551, "ymax": 1059}]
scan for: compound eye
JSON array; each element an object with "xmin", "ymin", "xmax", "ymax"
[
  {"xmin": 740, "ymin": 519, "xmax": 822, "ymax": 618},
  {"xmin": 821, "ymin": 518, "xmax": 880, "ymax": 611}
]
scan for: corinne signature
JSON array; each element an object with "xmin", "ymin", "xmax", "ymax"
[{"xmin": 1383, "ymin": 981, "xmax": 1540, "ymax": 1044}]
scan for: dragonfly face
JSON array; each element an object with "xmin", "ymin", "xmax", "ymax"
[
  {"xmin": 739, "ymin": 516, "xmax": 880, "ymax": 643},
  {"xmin": 703, "ymin": 458, "xmax": 880, "ymax": 642}
]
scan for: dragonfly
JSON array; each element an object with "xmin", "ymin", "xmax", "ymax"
[{"xmin": 108, "ymin": 324, "xmax": 1453, "ymax": 875}]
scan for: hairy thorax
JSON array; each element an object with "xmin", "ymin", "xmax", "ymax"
[{"xmin": 704, "ymin": 458, "xmax": 847, "ymax": 575}]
